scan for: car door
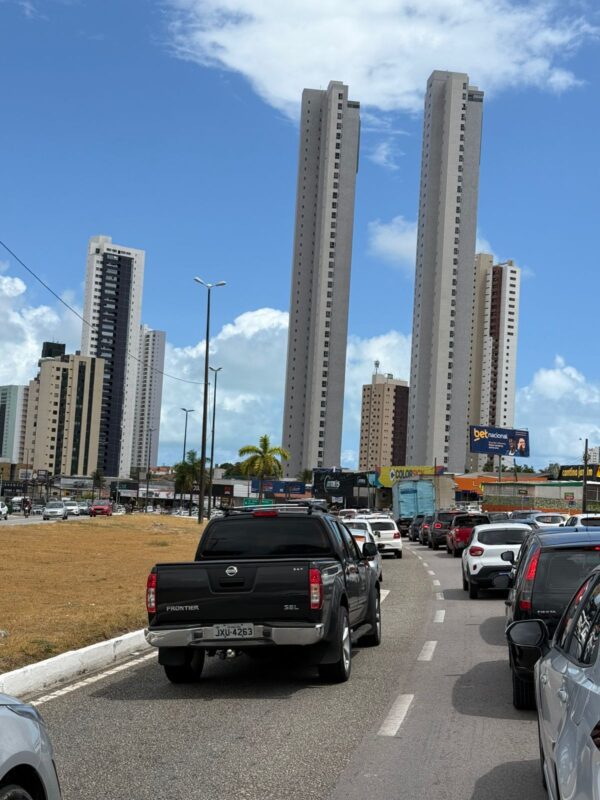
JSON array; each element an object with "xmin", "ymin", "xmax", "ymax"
[{"xmin": 336, "ymin": 522, "xmax": 363, "ymax": 625}]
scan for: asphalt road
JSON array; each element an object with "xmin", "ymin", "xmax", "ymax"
[{"xmin": 27, "ymin": 542, "xmax": 546, "ymax": 800}]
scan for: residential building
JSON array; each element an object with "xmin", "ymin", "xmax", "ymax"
[
  {"xmin": 469, "ymin": 255, "xmax": 521, "ymax": 469},
  {"xmin": 282, "ymin": 81, "xmax": 360, "ymax": 477},
  {"xmin": 0, "ymin": 385, "xmax": 29, "ymax": 466},
  {"xmin": 358, "ymin": 369, "xmax": 409, "ymax": 471},
  {"xmin": 81, "ymin": 235, "xmax": 144, "ymax": 477},
  {"xmin": 132, "ymin": 325, "xmax": 166, "ymax": 470},
  {"xmin": 24, "ymin": 351, "xmax": 104, "ymax": 476},
  {"xmin": 407, "ymin": 70, "xmax": 484, "ymax": 472}
]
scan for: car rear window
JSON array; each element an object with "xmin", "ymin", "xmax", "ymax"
[
  {"xmin": 197, "ymin": 518, "xmax": 332, "ymax": 559},
  {"xmin": 348, "ymin": 522, "xmax": 367, "ymax": 531},
  {"xmin": 455, "ymin": 515, "xmax": 488, "ymax": 527},
  {"xmin": 437, "ymin": 513, "xmax": 455, "ymax": 524},
  {"xmin": 370, "ymin": 521, "xmax": 396, "ymax": 532},
  {"xmin": 534, "ymin": 549, "xmax": 600, "ymax": 596},
  {"xmin": 477, "ymin": 528, "xmax": 529, "ymax": 545}
]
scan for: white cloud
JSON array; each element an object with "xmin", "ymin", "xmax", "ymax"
[
  {"xmin": 517, "ymin": 356, "xmax": 600, "ymax": 465},
  {"xmin": 368, "ymin": 215, "xmax": 417, "ymax": 274},
  {"xmin": 0, "ymin": 275, "xmax": 26, "ymax": 298},
  {"xmin": 165, "ymin": 0, "xmax": 596, "ymax": 116},
  {"xmin": 368, "ymin": 140, "xmax": 403, "ymax": 171}
]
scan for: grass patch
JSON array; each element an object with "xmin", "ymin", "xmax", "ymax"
[{"xmin": 0, "ymin": 514, "xmax": 205, "ymax": 672}]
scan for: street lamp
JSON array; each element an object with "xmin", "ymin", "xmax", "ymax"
[
  {"xmin": 145, "ymin": 428, "xmax": 155, "ymax": 513},
  {"xmin": 194, "ymin": 277, "xmax": 226, "ymax": 523},
  {"xmin": 207, "ymin": 366, "xmax": 222, "ymax": 517},
  {"xmin": 581, "ymin": 437, "xmax": 590, "ymax": 514},
  {"xmin": 179, "ymin": 408, "xmax": 194, "ymax": 514}
]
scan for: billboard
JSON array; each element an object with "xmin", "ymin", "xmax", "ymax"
[
  {"xmin": 558, "ymin": 464, "xmax": 600, "ymax": 481},
  {"xmin": 469, "ymin": 426, "xmax": 530, "ymax": 458},
  {"xmin": 378, "ymin": 465, "xmax": 446, "ymax": 488},
  {"xmin": 312, "ymin": 471, "xmax": 376, "ymax": 498},
  {"xmin": 250, "ymin": 480, "xmax": 306, "ymax": 495}
]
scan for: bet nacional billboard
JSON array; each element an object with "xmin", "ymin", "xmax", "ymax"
[{"xmin": 469, "ymin": 426, "xmax": 530, "ymax": 458}]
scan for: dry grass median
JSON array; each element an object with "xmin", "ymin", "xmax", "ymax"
[{"xmin": 0, "ymin": 514, "xmax": 205, "ymax": 673}]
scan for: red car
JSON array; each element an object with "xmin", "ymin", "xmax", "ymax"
[
  {"xmin": 90, "ymin": 499, "xmax": 113, "ymax": 517},
  {"xmin": 446, "ymin": 513, "xmax": 490, "ymax": 557}
]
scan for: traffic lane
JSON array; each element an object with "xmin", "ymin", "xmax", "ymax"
[
  {"xmin": 37, "ymin": 551, "xmax": 431, "ymax": 800},
  {"xmin": 329, "ymin": 542, "xmax": 545, "ymax": 800},
  {"xmin": 0, "ymin": 515, "xmax": 93, "ymax": 526}
]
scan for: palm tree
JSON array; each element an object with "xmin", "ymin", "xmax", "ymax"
[
  {"xmin": 174, "ymin": 450, "xmax": 207, "ymax": 515},
  {"xmin": 238, "ymin": 435, "xmax": 290, "ymax": 501}
]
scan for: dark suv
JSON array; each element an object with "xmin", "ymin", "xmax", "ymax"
[
  {"xmin": 504, "ymin": 528, "xmax": 600, "ymax": 709},
  {"xmin": 408, "ymin": 514, "xmax": 425, "ymax": 542},
  {"xmin": 427, "ymin": 510, "xmax": 461, "ymax": 550},
  {"xmin": 418, "ymin": 515, "xmax": 434, "ymax": 546}
]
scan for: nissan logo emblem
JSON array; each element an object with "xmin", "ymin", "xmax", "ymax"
[{"xmin": 226, "ymin": 566, "xmax": 238, "ymax": 577}]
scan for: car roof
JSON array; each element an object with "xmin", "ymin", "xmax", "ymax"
[
  {"xmin": 473, "ymin": 522, "xmax": 532, "ymax": 532},
  {"xmin": 535, "ymin": 529, "xmax": 600, "ymax": 548}
]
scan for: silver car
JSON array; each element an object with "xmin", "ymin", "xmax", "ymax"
[
  {"xmin": 42, "ymin": 501, "xmax": 67, "ymax": 521},
  {"xmin": 346, "ymin": 522, "xmax": 383, "ymax": 583},
  {"xmin": 0, "ymin": 693, "xmax": 62, "ymax": 799},
  {"xmin": 507, "ymin": 565, "xmax": 600, "ymax": 800}
]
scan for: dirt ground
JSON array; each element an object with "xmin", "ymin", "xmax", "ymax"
[{"xmin": 0, "ymin": 514, "xmax": 205, "ymax": 672}]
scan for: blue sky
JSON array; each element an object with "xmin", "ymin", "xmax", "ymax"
[{"xmin": 1, "ymin": 0, "xmax": 599, "ymax": 470}]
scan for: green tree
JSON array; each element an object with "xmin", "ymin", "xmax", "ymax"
[
  {"xmin": 174, "ymin": 450, "xmax": 207, "ymax": 515},
  {"xmin": 297, "ymin": 468, "xmax": 313, "ymax": 484},
  {"xmin": 238, "ymin": 435, "xmax": 290, "ymax": 501},
  {"xmin": 540, "ymin": 462, "xmax": 560, "ymax": 478},
  {"xmin": 91, "ymin": 468, "xmax": 105, "ymax": 500}
]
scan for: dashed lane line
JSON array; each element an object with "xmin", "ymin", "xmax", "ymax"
[
  {"xmin": 434, "ymin": 610, "xmax": 446, "ymax": 623},
  {"xmin": 377, "ymin": 694, "xmax": 414, "ymax": 737},
  {"xmin": 436, "ymin": 592, "xmax": 444, "ymax": 601},
  {"xmin": 432, "ymin": 579, "xmax": 441, "ymax": 587},
  {"xmin": 380, "ymin": 589, "xmax": 390, "ymax": 602},
  {"xmin": 427, "ymin": 570, "xmax": 435, "ymax": 576},
  {"xmin": 417, "ymin": 641, "xmax": 437, "ymax": 661}
]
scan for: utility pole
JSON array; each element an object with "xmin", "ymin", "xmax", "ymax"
[
  {"xmin": 207, "ymin": 367, "xmax": 222, "ymax": 517},
  {"xmin": 583, "ymin": 437, "xmax": 589, "ymax": 514}
]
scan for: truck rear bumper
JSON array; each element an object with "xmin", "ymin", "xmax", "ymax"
[{"xmin": 145, "ymin": 623, "xmax": 326, "ymax": 648}]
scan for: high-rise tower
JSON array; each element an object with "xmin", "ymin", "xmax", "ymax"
[
  {"xmin": 282, "ymin": 81, "xmax": 360, "ymax": 477},
  {"xmin": 407, "ymin": 71, "xmax": 484, "ymax": 472},
  {"xmin": 358, "ymin": 371, "xmax": 409, "ymax": 471},
  {"xmin": 81, "ymin": 235, "xmax": 144, "ymax": 477},
  {"xmin": 132, "ymin": 325, "xmax": 166, "ymax": 471}
]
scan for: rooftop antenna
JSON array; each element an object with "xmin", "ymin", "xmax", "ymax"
[{"xmin": 374, "ymin": 360, "xmax": 380, "ymax": 375}]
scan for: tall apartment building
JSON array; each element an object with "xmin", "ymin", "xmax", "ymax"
[
  {"xmin": 132, "ymin": 325, "xmax": 166, "ymax": 470},
  {"xmin": 81, "ymin": 235, "xmax": 144, "ymax": 477},
  {"xmin": 282, "ymin": 81, "xmax": 360, "ymax": 477},
  {"xmin": 407, "ymin": 70, "xmax": 484, "ymax": 473},
  {"xmin": 0, "ymin": 385, "xmax": 29, "ymax": 466},
  {"xmin": 24, "ymin": 350, "xmax": 104, "ymax": 476},
  {"xmin": 358, "ymin": 370, "xmax": 409, "ymax": 471},
  {"xmin": 469, "ymin": 255, "xmax": 521, "ymax": 469}
]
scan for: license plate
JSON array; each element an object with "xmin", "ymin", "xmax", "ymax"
[{"xmin": 211, "ymin": 623, "xmax": 255, "ymax": 640}]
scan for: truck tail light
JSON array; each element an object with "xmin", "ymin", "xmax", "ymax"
[
  {"xmin": 469, "ymin": 546, "xmax": 484, "ymax": 557},
  {"xmin": 393, "ymin": 532, "xmax": 400, "ymax": 539},
  {"xmin": 146, "ymin": 571, "xmax": 157, "ymax": 614},
  {"xmin": 309, "ymin": 568, "xmax": 323, "ymax": 610}
]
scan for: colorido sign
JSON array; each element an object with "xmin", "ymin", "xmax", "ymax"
[{"xmin": 469, "ymin": 426, "xmax": 530, "ymax": 458}]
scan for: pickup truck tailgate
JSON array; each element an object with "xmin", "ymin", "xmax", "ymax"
[{"xmin": 154, "ymin": 560, "xmax": 325, "ymax": 625}]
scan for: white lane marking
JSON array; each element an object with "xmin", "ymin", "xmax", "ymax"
[
  {"xmin": 31, "ymin": 652, "xmax": 156, "ymax": 706},
  {"xmin": 436, "ymin": 592, "xmax": 444, "ymax": 601},
  {"xmin": 416, "ymin": 555, "xmax": 423, "ymax": 561},
  {"xmin": 422, "ymin": 562, "xmax": 429, "ymax": 567},
  {"xmin": 427, "ymin": 570, "xmax": 435, "ymax": 576},
  {"xmin": 380, "ymin": 589, "xmax": 390, "ymax": 602},
  {"xmin": 434, "ymin": 610, "xmax": 446, "ymax": 623},
  {"xmin": 432, "ymin": 579, "xmax": 441, "ymax": 586},
  {"xmin": 377, "ymin": 693, "xmax": 414, "ymax": 737},
  {"xmin": 417, "ymin": 641, "xmax": 437, "ymax": 661}
]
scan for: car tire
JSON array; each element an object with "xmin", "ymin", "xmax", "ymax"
[
  {"xmin": 319, "ymin": 607, "xmax": 351, "ymax": 683},
  {"xmin": 427, "ymin": 539, "xmax": 432, "ymax": 548},
  {"xmin": 361, "ymin": 591, "xmax": 382, "ymax": 647},
  {"xmin": 395, "ymin": 550, "xmax": 402, "ymax": 559},
  {"xmin": 468, "ymin": 577, "xmax": 478, "ymax": 599},
  {"xmin": 453, "ymin": 547, "xmax": 460, "ymax": 558},
  {"xmin": 432, "ymin": 541, "xmax": 439, "ymax": 551},
  {"xmin": 164, "ymin": 650, "xmax": 205, "ymax": 684},
  {"xmin": 43, "ymin": 516, "xmax": 48, "ymax": 521},
  {"xmin": 0, "ymin": 786, "xmax": 35, "ymax": 800},
  {"xmin": 512, "ymin": 669, "xmax": 536, "ymax": 710},
  {"xmin": 462, "ymin": 572, "xmax": 468, "ymax": 591}
]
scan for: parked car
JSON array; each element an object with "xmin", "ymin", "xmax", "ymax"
[
  {"xmin": 63, "ymin": 500, "xmax": 80, "ymax": 516},
  {"xmin": 89, "ymin": 499, "xmax": 113, "ymax": 517},
  {"xmin": 145, "ymin": 506, "xmax": 382, "ymax": 684},
  {"xmin": 418, "ymin": 515, "xmax": 434, "ymax": 546},
  {"xmin": 461, "ymin": 523, "xmax": 531, "ymax": 598},
  {"xmin": 346, "ymin": 522, "xmax": 383, "ymax": 583},
  {"xmin": 504, "ymin": 528, "xmax": 600, "ymax": 709},
  {"xmin": 78, "ymin": 501, "xmax": 90, "ymax": 516},
  {"xmin": 446, "ymin": 513, "xmax": 491, "ymax": 557},
  {"xmin": 563, "ymin": 513, "xmax": 600, "ymax": 527},
  {"xmin": 428, "ymin": 510, "xmax": 460, "ymax": 550},
  {"xmin": 0, "ymin": 692, "xmax": 62, "ymax": 799},
  {"xmin": 358, "ymin": 515, "xmax": 403, "ymax": 558},
  {"xmin": 408, "ymin": 514, "xmax": 425, "ymax": 542},
  {"xmin": 32, "ymin": 503, "xmax": 44, "ymax": 516},
  {"xmin": 42, "ymin": 501, "xmax": 67, "ymax": 521},
  {"xmin": 0, "ymin": 502, "xmax": 8, "ymax": 521}
]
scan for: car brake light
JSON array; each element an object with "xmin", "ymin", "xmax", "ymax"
[
  {"xmin": 525, "ymin": 549, "xmax": 541, "ymax": 582},
  {"xmin": 469, "ymin": 546, "xmax": 484, "ymax": 557},
  {"xmin": 434, "ymin": 523, "xmax": 442, "ymax": 529},
  {"xmin": 309, "ymin": 568, "xmax": 323, "ymax": 610},
  {"xmin": 393, "ymin": 532, "xmax": 400, "ymax": 539},
  {"xmin": 252, "ymin": 510, "xmax": 278, "ymax": 517},
  {"xmin": 146, "ymin": 572, "xmax": 157, "ymax": 614},
  {"xmin": 519, "ymin": 599, "xmax": 532, "ymax": 611}
]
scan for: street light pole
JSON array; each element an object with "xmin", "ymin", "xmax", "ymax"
[
  {"xmin": 194, "ymin": 277, "xmax": 226, "ymax": 523},
  {"xmin": 145, "ymin": 428, "xmax": 155, "ymax": 513},
  {"xmin": 583, "ymin": 437, "xmax": 589, "ymax": 514},
  {"xmin": 179, "ymin": 408, "xmax": 194, "ymax": 513},
  {"xmin": 207, "ymin": 366, "xmax": 222, "ymax": 517}
]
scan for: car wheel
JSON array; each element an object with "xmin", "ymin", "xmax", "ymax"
[
  {"xmin": 361, "ymin": 591, "xmax": 382, "ymax": 647},
  {"xmin": 432, "ymin": 541, "xmax": 439, "ymax": 551},
  {"xmin": 453, "ymin": 547, "xmax": 460, "ymax": 558},
  {"xmin": 468, "ymin": 577, "xmax": 478, "ymax": 599},
  {"xmin": 0, "ymin": 786, "xmax": 35, "ymax": 800},
  {"xmin": 462, "ymin": 572, "xmax": 468, "ymax": 591},
  {"xmin": 43, "ymin": 516, "xmax": 48, "ymax": 521},
  {"xmin": 512, "ymin": 669, "xmax": 536, "ymax": 710},
  {"xmin": 319, "ymin": 607, "xmax": 351, "ymax": 683},
  {"xmin": 395, "ymin": 550, "xmax": 402, "ymax": 559},
  {"xmin": 164, "ymin": 650, "xmax": 205, "ymax": 684},
  {"xmin": 427, "ymin": 539, "xmax": 432, "ymax": 548}
]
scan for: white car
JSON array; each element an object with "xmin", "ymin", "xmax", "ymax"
[
  {"xmin": 0, "ymin": 502, "xmax": 8, "ymax": 520},
  {"xmin": 43, "ymin": 501, "xmax": 68, "ymax": 521},
  {"xmin": 356, "ymin": 515, "xmax": 402, "ymax": 558},
  {"xmin": 63, "ymin": 500, "xmax": 80, "ymax": 516},
  {"xmin": 345, "ymin": 520, "xmax": 383, "ymax": 582},
  {"xmin": 462, "ymin": 523, "xmax": 531, "ymax": 599},
  {"xmin": 563, "ymin": 513, "xmax": 600, "ymax": 527}
]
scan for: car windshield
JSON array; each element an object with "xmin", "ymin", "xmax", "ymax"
[
  {"xmin": 477, "ymin": 528, "xmax": 528, "ymax": 545},
  {"xmin": 198, "ymin": 518, "xmax": 332, "ymax": 558},
  {"xmin": 369, "ymin": 521, "xmax": 396, "ymax": 532},
  {"xmin": 95, "ymin": 500, "xmax": 110, "ymax": 506},
  {"xmin": 47, "ymin": 502, "xmax": 63, "ymax": 508}
]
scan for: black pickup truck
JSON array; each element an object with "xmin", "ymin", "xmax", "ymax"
[{"xmin": 145, "ymin": 507, "xmax": 382, "ymax": 684}]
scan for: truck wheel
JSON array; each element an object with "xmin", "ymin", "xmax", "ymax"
[
  {"xmin": 164, "ymin": 651, "xmax": 205, "ymax": 684},
  {"xmin": 361, "ymin": 591, "xmax": 382, "ymax": 647},
  {"xmin": 319, "ymin": 607, "xmax": 351, "ymax": 683}
]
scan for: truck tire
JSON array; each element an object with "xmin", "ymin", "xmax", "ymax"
[
  {"xmin": 164, "ymin": 650, "xmax": 205, "ymax": 684},
  {"xmin": 361, "ymin": 590, "xmax": 382, "ymax": 647},
  {"xmin": 0, "ymin": 787, "xmax": 35, "ymax": 800},
  {"xmin": 319, "ymin": 607, "xmax": 351, "ymax": 683}
]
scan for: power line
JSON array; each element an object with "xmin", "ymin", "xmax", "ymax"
[{"xmin": 0, "ymin": 237, "xmax": 205, "ymax": 386}]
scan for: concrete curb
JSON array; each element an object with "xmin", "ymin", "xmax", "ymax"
[{"xmin": 0, "ymin": 629, "xmax": 150, "ymax": 698}]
